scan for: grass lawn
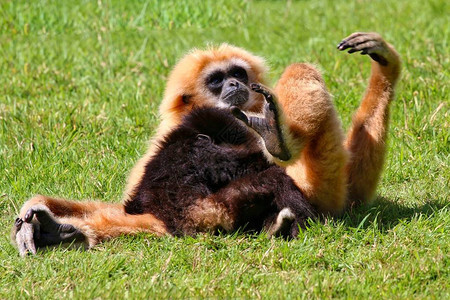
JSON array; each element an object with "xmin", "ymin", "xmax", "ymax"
[{"xmin": 0, "ymin": 0, "xmax": 448, "ymax": 298}]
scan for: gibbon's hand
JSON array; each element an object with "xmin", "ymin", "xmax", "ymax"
[
  {"xmin": 231, "ymin": 83, "xmax": 291, "ymax": 161},
  {"xmin": 337, "ymin": 32, "xmax": 392, "ymax": 66},
  {"xmin": 13, "ymin": 205, "xmax": 85, "ymax": 256}
]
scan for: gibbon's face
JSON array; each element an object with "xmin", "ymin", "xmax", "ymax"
[
  {"xmin": 203, "ymin": 60, "xmax": 252, "ymax": 109},
  {"xmin": 159, "ymin": 44, "xmax": 268, "ymax": 125}
]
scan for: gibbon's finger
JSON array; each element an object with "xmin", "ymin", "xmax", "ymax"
[
  {"xmin": 337, "ymin": 32, "xmax": 364, "ymax": 50},
  {"xmin": 348, "ymin": 40, "xmax": 380, "ymax": 53},
  {"xmin": 233, "ymin": 97, "xmax": 291, "ymax": 161},
  {"xmin": 32, "ymin": 208, "xmax": 61, "ymax": 233},
  {"xmin": 339, "ymin": 37, "xmax": 376, "ymax": 51},
  {"xmin": 339, "ymin": 39, "xmax": 372, "ymax": 52},
  {"xmin": 246, "ymin": 115, "xmax": 270, "ymax": 136},
  {"xmin": 36, "ymin": 224, "xmax": 85, "ymax": 247},
  {"xmin": 249, "ymin": 115, "xmax": 292, "ymax": 161},
  {"xmin": 338, "ymin": 32, "xmax": 385, "ymax": 52},
  {"xmin": 23, "ymin": 206, "xmax": 86, "ymax": 247},
  {"xmin": 14, "ymin": 218, "xmax": 23, "ymax": 231},
  {"xmin": 236, "ymin": 112, "xmax": 277, "ymax": 150},
  {"xmin": 24, "ymin": 204, "xmax": 61, "ymax": 232},
  {"xmin": 250, "ymin": 83, "xmax": 275, "ymax": 103},
  {"xmin": 250, "ymin": 83, "xmax": 279, "ymax": 119},
  {"xmin": 231, "ymin": 106, "xmax": 249, "ymax": 125},
  {"xmin": 338, "ymin": 32, "xmax": 390, "ymax": 66},
  {"xmin": 337, "ymin": 32, "xmax": 374, "ymax": 50},
  {"xmin": 24, "ymin": 208, "xmax": 34, "ymax": 223}
]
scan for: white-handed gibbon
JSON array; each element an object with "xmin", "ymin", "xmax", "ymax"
[{"xmin": 12, "ymin": 32, "xmax": 400, "ymax": 256}]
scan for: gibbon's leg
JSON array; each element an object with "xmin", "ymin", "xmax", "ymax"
[
  {"xmin": 274, "ymin": 63, "xmax": 349, "ymax": 215},
  {"xmin": 182, "ymin": 170, "xmax": 278, "ymax": 235},
  {"xmin": 12, "ymin": 195, "xmax": 114, "ymax": 255},
  {"xmin": 338, "ymin": 32, "xmax": 401, "ymax": 207},
  {"xmin": 61, "ymin": 209, "xmax": 168, "ymax": 248},
  {"xmin": 12, "ymin": 195, "xmax": 167, "ymax": 256},
  {"xmin": 185, "ymin": 166, "xmax": 315, "ymax": 237},
  {"xmin": 16, "ymin": 194, "xmax": 116, "ymax": 219},
  {"xmin": 263, "ymin": 208, "xmax": 296, "ymax": 237}
]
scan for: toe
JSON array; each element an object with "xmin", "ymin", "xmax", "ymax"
[
  {"xmin": 231, "ymin": 106, "xmax": 249, "ymax": 124},
  {"xmin": 24, "ymin": 208, "xmax": 34, "ymax": 223}
]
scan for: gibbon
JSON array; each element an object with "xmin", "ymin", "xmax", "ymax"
[{"xmin": 12, "ymin": 32, "xmax": 400, "ymax": 256}]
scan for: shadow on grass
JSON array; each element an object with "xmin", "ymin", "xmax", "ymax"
[{"xmin": 337, "ymin": 196, "xmax": 448, "ymax": 231}]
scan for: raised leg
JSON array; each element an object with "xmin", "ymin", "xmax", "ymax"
[
  {"xmin": 338, "ymin": 32, "xmax": 401, "ymax": 206},
  {"xmin": 274, "ymin": 63, "xmax": 349, "ymax": 215}
]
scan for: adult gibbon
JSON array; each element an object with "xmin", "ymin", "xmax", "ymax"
[{"xmin": 12, "ymin": 32, "xmax": 400, "ymax": 256}]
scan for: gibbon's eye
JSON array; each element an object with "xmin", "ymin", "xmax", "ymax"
[
  {"xmin": 229, "ymin": 66, "xmax": 248, "ymax": 83},
  {"xmin": 207, "ymin": 72, "xmax": 225, "ymax": 87}
]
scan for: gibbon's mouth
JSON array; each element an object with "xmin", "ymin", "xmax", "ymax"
[{"xmin": 222, "ymin": 89, "xmax": 249, "ymax": 107}]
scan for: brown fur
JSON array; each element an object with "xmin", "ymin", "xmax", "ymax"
[
  {"xmin": 274, "ymin": 63, "xmax": 349, "ymax": 213},
  {"xmin": 12, "ymin": 32, "xmax": 401, "ymax": 253},
  {"xmin": 183, "ymin": 197, "xmax": 235, "ymax": 234},
  {"xmin": 344, "ymin": 40, "xmax": 401, "ymax": 206}
]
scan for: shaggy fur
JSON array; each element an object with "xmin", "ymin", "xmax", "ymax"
[{"xmin": 125, "ymin": 107, "xmax": 315, "ymax": 237}]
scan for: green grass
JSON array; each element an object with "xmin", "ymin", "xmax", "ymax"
[{"xmin": 0, "ymin": 0, "xmax": 448, "ymax": 298}]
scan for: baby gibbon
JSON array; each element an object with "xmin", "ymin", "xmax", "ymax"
[
  {"xmin": 124, "ymin": 103, "xmax": 315, "ymax": 237},
  {"xmin": 12, "ymin": 32, "xmax": 400, "ymax": 256}
]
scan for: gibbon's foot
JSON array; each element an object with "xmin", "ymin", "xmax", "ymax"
[
  {"xmin": 13, "ymin": 205, "xmax": 85, "ymax": 256},
  {"xmin": 337, "ymin": 32, "xmax": 390, "ymax": 66},
  {"xmin": 231, "ymin": 83, "xmax": 291, "ymax": 161},
  {"xmin": 264, "ymin": 208, "xmax": 295, "ymax": 237}
]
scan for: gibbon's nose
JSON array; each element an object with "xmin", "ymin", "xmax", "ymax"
[{"xmin": 229, "ymin": 80, "xmax": 240, "ymax": 88}]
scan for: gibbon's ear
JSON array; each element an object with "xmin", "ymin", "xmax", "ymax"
[
  {"xmin": 160, "ymin": 93, "xmax": 185, "ymax": 115},
  {"xmin": 196, "ymin": 134, "xmax": 212, "ymax": 143},
  {"xmin": 182, "ymin": 94, "xmax": 192, "ymax": 104}
]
